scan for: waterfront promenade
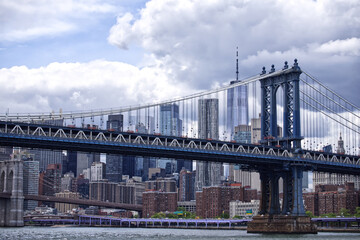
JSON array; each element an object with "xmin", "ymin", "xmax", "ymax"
[{"xmin": 24, "ymin": 215, "xmax": 360, "ymax": 232}]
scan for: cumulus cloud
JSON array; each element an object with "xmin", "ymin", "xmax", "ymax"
[
  {"xmin": 0, "ymin": 0, "xmax": 117, "ymax": 42},
  {"xmin": 108, "ymin": 0, "xmax": 360, "ymax": 104},
  {"xmin": 0, "ymin": 60, "xmax": 194, "ymax": 114}
]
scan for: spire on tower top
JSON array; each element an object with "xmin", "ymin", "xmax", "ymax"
[{"xmin": 236, "ymin": 47, "xmax": 239, "ymax": 81}]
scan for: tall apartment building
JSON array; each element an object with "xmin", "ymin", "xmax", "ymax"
[
  {"xmin": 142, "ymin": 191, "xmax": 178, "ymax": 218},
  {"xmin": 313, "ymin": 134, "xmax": 360, "ymax": 190},
  {"xmin": 22, "ymin": 152, "xmax": 39, "ymax": 210},
  {"xmin": 90, "ymin": 162, "xmax": 106, "ymax": 181},
  {"xmin": 196, "ymin": 98, "xmax": 221, "ymax": 191},
  {"xmin": 179, "ymin": 169, "xmax": 196, "ymax": 201}
]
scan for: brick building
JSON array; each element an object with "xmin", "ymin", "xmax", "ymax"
[
  {"xmin": 145, "ymin": 177, "xmax": 177, "ymax": 192},
  {"xmin": 142, "ymin": 191, "xmax": 178, "ymax": 218},
  {"xmin": 304, "ymin": 182, "xmax": 359, "ymax": 216},
  {"xmin": 196, "ymin": 184, "xmax": 258, "ymax": 218}
]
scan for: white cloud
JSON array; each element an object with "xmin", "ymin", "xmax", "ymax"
[
  {"xmin": 314, "ymin": 38, "xmax": 360, "ymax": 56},
  {"xmin": 0, "ymin": 0, "xmax": 118, "ymax": 42},
  {"xmin": 108, "ymin": 0, "xmax": 360, "ymax": 103},
  {"xmin": 0, "ymin": 60, "xmax": 194, "ymax": 114}
]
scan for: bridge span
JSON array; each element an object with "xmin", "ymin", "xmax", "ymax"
[{"xmin": 0, "ymin": 193, "xmax": 142, "ymax": 212}]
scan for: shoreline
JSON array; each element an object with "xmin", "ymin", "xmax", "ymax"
[{"xmin": 26, "ymin": 224, "xmax": 360, "ymax": 233}]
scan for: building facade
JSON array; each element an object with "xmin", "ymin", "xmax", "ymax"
[
  {"xmin": 229, "ymin": 200, "xmax": 260, "ymax": 218},
  {"xmin": 90, "ymin": 162, "xmax": 106, "ymax": 181},
  {"xmin": 23, "ymin": 153, "xmax": 39, "ymax": 211},
  {"xmin": 196, "ymin": 98, "xmax": 221, "ymax": 191},
  {"xmin": 142, "ymin": 191, "xmax": 178, "ymax": 218},
  {"xmin": 179, "ymin": 168, "xmax": 196, "ymax": 201},
  {"xmin": 304, "ymin": 182, "xmax": 360, "ymax": 216},
  {"xmin": 55, "ymin": 191, "xmax": 80, "ymax": 213}
]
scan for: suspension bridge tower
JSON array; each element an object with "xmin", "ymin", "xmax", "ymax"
[
  {"xmin": 248, "ymin": 60, "xmax": 316, "ymax": 234},
  {"xmin": 0, "ymin": 152, "xmax": 24, "ymax": 227}
]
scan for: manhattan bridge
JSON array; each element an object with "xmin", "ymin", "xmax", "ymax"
[{"xmin": 0, "ymin": 59, "xmax": 359, "ymax": 232}]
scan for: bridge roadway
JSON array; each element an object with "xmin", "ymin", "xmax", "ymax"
[
  {"xmin": 0, "ymin": 193, "xmax": 142, "ymax": 211},
  {"xmin": 0, "ymin": 121, "xmax": 359, "ymax": 175}
]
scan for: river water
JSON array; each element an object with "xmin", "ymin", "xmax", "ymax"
[{"xmin": 0, "ymin": 227, "xmax": 359, "ymax": 240}]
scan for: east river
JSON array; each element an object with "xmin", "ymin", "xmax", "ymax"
[{"xmin": 1, "ymin": 227, "xmax": 360, "ymax": 240}]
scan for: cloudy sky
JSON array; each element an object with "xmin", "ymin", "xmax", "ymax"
[{"xmin": 0, "ymin": 0, "xmax": 359, "ymax": 115}]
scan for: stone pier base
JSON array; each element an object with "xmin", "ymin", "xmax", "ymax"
[{"xmin": 247, "ymin": 215, "xmax": 317, "ymax": 234}]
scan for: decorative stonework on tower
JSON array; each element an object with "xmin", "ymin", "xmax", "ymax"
[{"xmin": 0, "ymin": 152, "xmax": 24, "ymax": 227}]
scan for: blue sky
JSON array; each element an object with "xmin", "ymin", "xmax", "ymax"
[
  {"xmin": 0, "ymin": 0, "xmax": 359, "ymax": 115},
  {"xmin": 0, "ymin": 0, "xmax": 147, "ymax": 68}
]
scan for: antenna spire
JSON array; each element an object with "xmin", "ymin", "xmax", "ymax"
[{"xmin": 236, "ymin": 47, "xmax": 239, "ymax": 81}]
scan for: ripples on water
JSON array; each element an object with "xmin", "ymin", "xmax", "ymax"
[{"xmin": 0, "ymin": 227, "xmax": 359, "ymax": 240}]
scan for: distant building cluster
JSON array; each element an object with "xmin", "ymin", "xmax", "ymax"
[{"xmin": 304, "ymin": 182, "xmax": 360, "ymax": 216}]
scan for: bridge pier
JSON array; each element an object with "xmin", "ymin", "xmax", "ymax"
[
  {"xmin": 0, "ymin": 156, "xmax": 24, "ymax": 227},
  {"xmin": 247, "ymin": 166, "xmax": 316, "ymax": 234}
]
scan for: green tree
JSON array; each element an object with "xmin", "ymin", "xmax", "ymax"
[
  {"xmin": 177, "ymin": 207, "xmax": 185, "ymax": 212},
  {"xmin": 355, "ymin": 207, "xmax": 360, "ymax": 218},
  {"xmin": 216, "ymin": 212, "xmax": 230, "ymax": 219},
  {"xmin": 339, "ymin": 208, "xmax": 351, "ymax": 217},
  {"xmin": 166, "ymin": 213, "xmax": 179, "ymax": 219},
  {"xmin": 151, "ymin": 212, "xmax": 166, "ymax": 218},
  {"xmin": 305, "ymin": 211, "xmax": 314, "ymax": 218},
  {"xmin": 233, "ymin": 215, "xmax": 243, "ymax": 219}
]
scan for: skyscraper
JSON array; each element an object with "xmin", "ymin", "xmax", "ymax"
[
  {"xmin": 28, "ymin": 149, "xmax": 63, "ymax": 172},
  {"xmin": 227, "ymin": 49, "xmax": 249, "ymax": 139},
  {"xmin": 160, "ymin": 104, "xmax": 182, "ymax": 136},
  {"xmin": 106, "ymin": 154, "xmax": 123, "ymax": 183},
  {"xmin": 196, "ymin": 98, "xmax": 221, "ymax": 191},
  {"xmin": 76, "ymin": 152, "xmax": 100, "ymax": 177},
  {"xmin": 106, "ymin": 114, "xmax": 123, "ymax": 131},
  {"xmin": 160, "ymin": 103, "xmax": 190, "ymax": 174},
  {"xmin": 106, "ymin": 114, "xmax": 124, "ymax": 182},
  {"xmin": 22, "ymin": 152, "xmax": 39, "ymax": 210}
]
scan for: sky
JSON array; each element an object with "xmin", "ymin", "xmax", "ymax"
[{"xmin": 0, "ymin": 0, "xmax": 359, "ymax": 115}]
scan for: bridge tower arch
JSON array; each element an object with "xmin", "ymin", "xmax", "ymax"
[
  {"xmin": 260, "ymin": 59, "xmax": 302, "ymax": 149},
  {"xmin": 0, "ymin": 154, "xmax": 24, "ymax": 227}
]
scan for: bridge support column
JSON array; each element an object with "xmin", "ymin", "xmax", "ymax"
[
  {"xmin": 291, "ymin": 166, "xmax": 305, "ymax": 216},
  {"xmin": 248, "ymin": 166, "xmax": 316, "ymax": 234},
  {"xmin": 258, "ymin": 172, "xmax": 270, "ymax": 215},
  {"xmin": 0, "ymin": 158, "xmax": 24, "ymax": 227},
  {"xmin": 269, "ymin": 174, "xmax": 280, "ymax": 215}
]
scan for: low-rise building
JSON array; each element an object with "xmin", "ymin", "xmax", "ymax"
[
  {"xmin": 55, "ymin": 190, "xmax": 80, "ymax": 213},
  {"xmin": 177, "ymin": 200, "xmax": 196, "ymax": 213},
  {"xmin": 229, "ymin": 200, "xmax": 260, "ymax": 218}
]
